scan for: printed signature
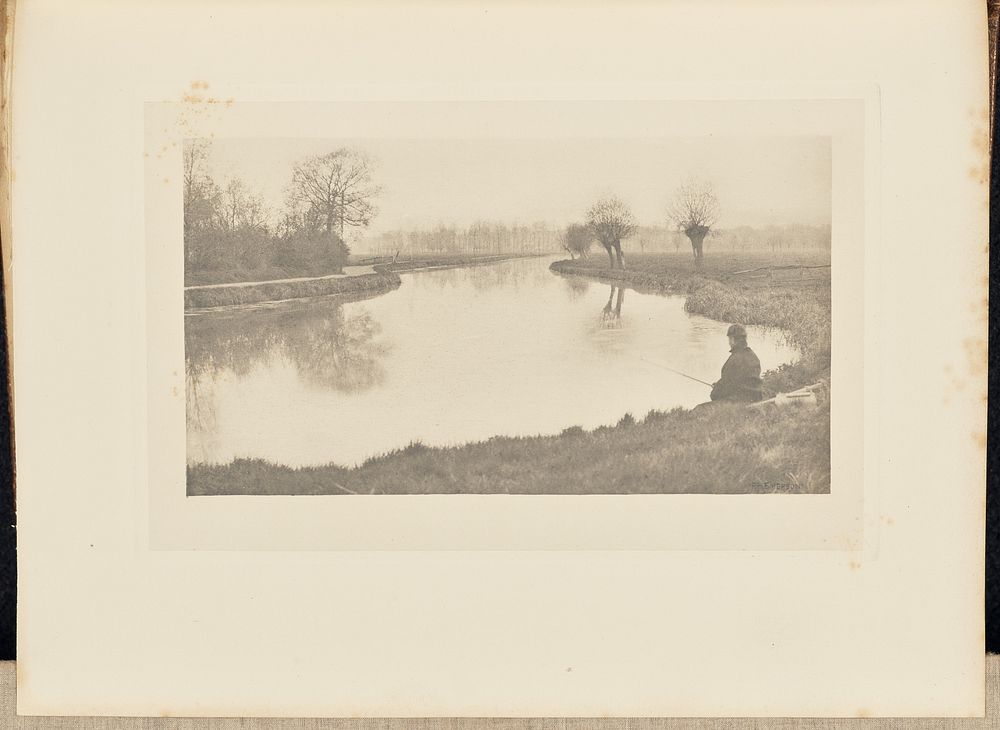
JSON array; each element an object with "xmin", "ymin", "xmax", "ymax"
[{"xmin": 750, "ymin": 480, "xmax": 796, "ymax": 491}]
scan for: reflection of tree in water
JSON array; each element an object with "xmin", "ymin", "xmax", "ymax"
[
  {"xmin": 587, "ymin": 284, "xmax": 636, "ymax": 358},
  {"xmin": 561, "ymin": 275, "xmax": 591, "ymax": 301},
  {"xmin": 600, "ymin": 286, "xmax": 625, "ymax": 329},
  {"xmin": 282, "ymin": 308, "xmax": 387, "ymax": 392},
  {"xmin": 468, "ymin": 263, "xmax": 525, "ymax": 291},
  {"xmin": 186, "ymin": 365, "xmax": 219, "ymax": 452},
  {"xmin": 185, "ymin": 300, "xmax": 389, "ymax": 432}
]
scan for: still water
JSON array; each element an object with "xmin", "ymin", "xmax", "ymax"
[{"xmin": 186, "ymin": 256, "xmax": 798, "ymax": 468}]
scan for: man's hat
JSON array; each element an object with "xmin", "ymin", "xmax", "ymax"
[{"xmin": 726, "ymin": 324, "xmax": 747, "ymax": 338}]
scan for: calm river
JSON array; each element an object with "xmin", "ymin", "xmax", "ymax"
[{"xmin": 185, "ymin": 256, "xmax": 798, "ymax": 468}]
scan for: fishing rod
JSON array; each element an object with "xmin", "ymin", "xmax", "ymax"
[
  {"xmin": 638, "ymin": 356, "xmax": 713, "ymax": 387},
  {"xmin": 640, "ymin": 355, "xmax": 824, "ymax": 404}
]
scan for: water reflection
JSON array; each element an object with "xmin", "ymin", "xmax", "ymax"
[
  {"xmin": 406, "ymin": 256, "xmax": 553, "ymax": 293},
  {"xmin": 186, "ymin": 299, "xmax": 388, "ymax": 435},
  {"xmin": 561, "ymin": 275, "xmax": 591, "ymax": 301},
  {"xmin": 282, "ymin": 309, "xmax": 387, "ymax": 391},
  {"xmin": 600, "ymin": 286, "xmax": 625, "ymax": 329},
  {"xmin": 186, "ymin": 256, "xmax": 800, "ymax": 468}
]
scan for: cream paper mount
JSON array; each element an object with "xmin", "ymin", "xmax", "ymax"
[{"xmin": 11, "ymin": 0, "xmax": 987, "ymax": 718}]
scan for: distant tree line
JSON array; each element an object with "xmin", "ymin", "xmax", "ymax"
[
  {"xmin": 626, "ymin": 223, "xmax": 832, "ymax": 253},
  {"xmin": 364, "ymin": 221, "xmax": 565, "ymax": 257},
  {"xmin": 564, "ymin": 222, "xmax": 831, "ymax": 258},
  {"xmin": 183, "ymin": 141, "xmax": 380, "ymax": 284}
]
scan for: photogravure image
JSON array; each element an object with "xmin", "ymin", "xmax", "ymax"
[{"xmin": 183, "ymin": 134, "xmax": 832, "ymax": 496}]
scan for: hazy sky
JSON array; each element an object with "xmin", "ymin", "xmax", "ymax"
[{"xmin": 201, "ymin": 136, "xmax": 831, "ymax": 237}]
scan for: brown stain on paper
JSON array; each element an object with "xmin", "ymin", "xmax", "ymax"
[
  {"xmin": 965, "ymin": 336, "xmax": 988, "ymax": 380},
  {"xmin": 943, "ymin": 108, "xmax": 989, "ymax": 409},
  {"xmin": 965, "ymin": 332, "xmax": 989, "ymax": 466},
  {"xmin": 970, "ymin": 134, "xmax": 990, "ymax": 188},
  {"xmin": 962, "ymin": 105, "xmax": 990, "ymax": 468},
  {"xmin": 964, "ymin": 336, "xmax": 989, "ymax": 445},
  {"xmin": 973, "ymin": 430, "xmax": 987, "ymax": 451},
  {"xmin": 150, "ymin": 82, "xmax": 235, "ymax": 161},
  {"xmin": 180, "ymin": 80, "xmax": 234, "ymax": 108}
]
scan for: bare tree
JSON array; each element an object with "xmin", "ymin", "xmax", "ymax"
[
  {"xmin": 562, "ymin": 223, "xmax": 594, "ymax": 259},
  {"xmin": 586, "ymin": 196, "xmax": 636, "ymax": 269},
  {"xmin": 183, "ymin": 139, "xmax": 220, "ymax": 234},
  {"xmin": 287, "ymin": 148, "xmax": 381, "ymax": 238},
  {"xmin": 667, "ymin": 179, "xmax": 719, "ymax": 260},
  {"xmin": 219, "ymin": 178, "xmax": 269, "ymax": 233}
]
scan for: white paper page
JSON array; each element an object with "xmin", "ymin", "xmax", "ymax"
[{"xmin": 11, "ymin": 0, "xmax": 987, "ymax": 717}]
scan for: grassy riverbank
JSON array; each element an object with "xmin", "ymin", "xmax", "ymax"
[
  {"xmin": 187, "ymin": 250, "xmax": 832, "ymax": 496},
  {"xmin": 189, "ymin": 400, "xmax": 830, "ymax": 495},
  {"xmin": 184, "ymin": 270, "xmax": 402, "ymax": 310},
  {"xmin": 186, "ymin": 262, "xmax": 346, "ymax": 287},
  {"xmin": 185, "ymin": 253, "xmax": 542, "ymax": 310}
]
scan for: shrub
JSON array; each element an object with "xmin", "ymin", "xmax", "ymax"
[{"xmin": 617, "ymin": 412, "xmax": 636, "ymax": 428}]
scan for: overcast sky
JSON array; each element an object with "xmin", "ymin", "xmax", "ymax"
[{"xmin": 200, "ymin": 136, "xmax": 831, "ymax": 237}]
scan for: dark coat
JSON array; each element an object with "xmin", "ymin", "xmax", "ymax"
[{"xmin": 710, "ymin": 344, "xmax": 763, "ymax": 402}]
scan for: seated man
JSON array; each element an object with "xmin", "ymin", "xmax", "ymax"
[{"xmin": 709, "ymin": 324, "xmax": 764, "ymax": 403}]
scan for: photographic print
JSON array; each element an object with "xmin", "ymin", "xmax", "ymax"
[
  {"xmin": 182, "ymin": 132, "xmax": 832, "ymax": 496},
  {"xmin": 20, "ymin": 0, "xmax": 987, "ymax": 715}
]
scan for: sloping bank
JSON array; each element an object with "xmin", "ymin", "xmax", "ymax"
[
  {"xmin": 188, "ymin": 253, "xmax": 832, "ymax": 496},
  {"xmin": 184, "ymin": 269, "xmax": 402, "ymax": 310}
]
